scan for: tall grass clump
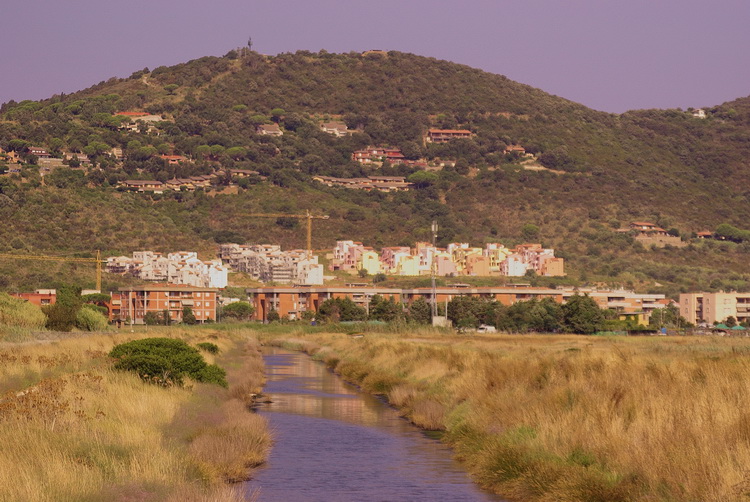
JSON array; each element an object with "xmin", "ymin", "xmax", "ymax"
[{"xmin": 0, "ymin": 292, "xmax": 46, "ymax": 329}]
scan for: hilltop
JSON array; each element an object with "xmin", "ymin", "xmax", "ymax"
[{"xmin": 1, "ymin": 49, "xmax": 750, "ymax": 296}]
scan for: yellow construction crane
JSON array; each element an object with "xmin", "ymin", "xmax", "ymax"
[
  {"xmin": 0, "ymin": 250, "xmax": 104, "ymax": 291},
  {"xmin": 248, "ymin": 210, "xmax": 330, "ymax": 257}
]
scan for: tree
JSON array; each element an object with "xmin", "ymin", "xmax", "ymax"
[
  {"xmin": 317, "ymin": 298, "xmax": 366, "ymax": 322},
  {"xmin": 164, "ymin": 84, "xmax": 179, "ymax": 95},
  {"xmin": 408, "ymin": 171, "xmax": 438, "ymax": 188},
  {"xmin": 144, "ymin": 312, "xmax": 160, "ymax": 325},
  {"xmin": 649, "ymin": 305, "xmax": 687, "ymax": 328},
  {"xmin": 447, "ymin": 296, "xmax": 499, "ymax": 329},
  {"xmin": 182, "ymin": 306, "xmax": 197, "ymax": 325},
  {"xmin": 221, "ymin": 301, "xmax": 255, "ymax": 320},
  {"xmin": 270, "ymin": 108, "xmax": 286, "ymax": 122},
  {"xmin": 562, "ymin": 294, "xmax": 604, "ymax": 334},
  {"xmin": 368, "ymin": 295, "xmax": 402, "ymax": 322},
  {"xmin": 521, "ymin": 223, "xmax": 540, "ymax": 241},
  {"xmin": 43, "ymin": 284, "xmax": 82, "ymax": 331},
  {"xmin": 495, "ymin": 298, "xmax": 562, "ymax": 333},
  {"xmin": 266, "ymin": 307, "xmax": 280, "ymax": 322},
  {"xmin": 408, "ymin": 297, "xmax": 431, "ymax": 324}
]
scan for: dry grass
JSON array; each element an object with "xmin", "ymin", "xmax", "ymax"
[
  {"xmin": 0, "ymin": 328, "xmax": 270, "ymax": 501},
  {"xmin": 261, "ymin": 329, "xmax": 750, "ymax": 502}
]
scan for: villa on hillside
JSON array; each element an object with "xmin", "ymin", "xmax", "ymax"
[
  {"xmin": 425, "ymin": 129, "xmax": 473, "ymax": 143},
  {"xmin": 28, "ymin": 147, "xmax": 51, "ymax": 158},
  {"xmin": 352, "ymin": 147, "xmax": 405, "ymax": 164},
  {"xmin": 623, "ymin": 222, "xmax": 685, "ymax": 248},
  {"xmin": 256, "ymin": 124, "xmax": 283, "ymax": 136},
  {"xmin": 160, "ymin": 154, "xmax": 187, "ymax": 165},
  {"xmin": 320, "ymin": 121, "xmax": 350, "ymax": 137},
  {"xmin": 120, "ymin": 180, "xmax": 165, "ymax": 193},
  {"xmin": 312, "ymin": 175, "xmax": 412, "ymax": 192}
]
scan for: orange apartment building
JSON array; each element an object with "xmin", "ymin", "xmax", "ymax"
[
  {"xmin": 112, "ymin": 285, "xmax": 218, "ymax": 324},
  {"xmin": 10, "ymin": 289, "xmax": 56, "ymax": 306},
  {"xmin": 249, "ymin": 285, "xmax": 666, "ymax": 322},
  {"xmin": 249, "ymin": 285, "xmax": 564, "ymax": 321}
]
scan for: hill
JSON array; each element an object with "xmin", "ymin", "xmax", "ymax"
[{"xmin": 1, "ymin": 49, "xmax": 750, "ymax": 296}]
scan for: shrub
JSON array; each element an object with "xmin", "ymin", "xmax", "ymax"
[
  {"xmin": 75, "ymin": 306, "xmax": 108, "ymax": 331},
  {"xmin": 109, "ymin": 338, "xmax": 227, "ymax": 387},
  {"xmin": 0, "ymin": 292, "xmax": 46, "ymax": 329},
  {"xmin": 197, "ymin": 342, "xmax": 220, "ymax": 354}
]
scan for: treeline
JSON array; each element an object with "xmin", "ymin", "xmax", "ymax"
[{"xmin": 306, "ymin": 294, "xmax": 611, "ymax": 334}]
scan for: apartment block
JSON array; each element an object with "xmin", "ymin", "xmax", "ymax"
[
  {"xmin": 220, "ymin": 244, "xmax": 323, "ymax": 285},
  {"xmin": 113, "ymin": 285, "xmax": 218, "ymax": 324},
  {"xmin": 249, "ymin": 285, "xmax": 665, "ymax": 323},
  {"xmin": 679, "ymin": 292, "xmax": 750, "ymax": 325},
  {"xmin": 107, "ymin": 251, "xmax": 228, "ymax": 288}
]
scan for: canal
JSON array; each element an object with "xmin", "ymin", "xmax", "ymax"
[{"xmin": 246, "ymin": 347, "xmax": 500, "ymax": 501}]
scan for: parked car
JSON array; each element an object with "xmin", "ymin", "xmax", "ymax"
[{"xmin": 476, "ymin": 324, "xmax": 497, "ymax": 333}]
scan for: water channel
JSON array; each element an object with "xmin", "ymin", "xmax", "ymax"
[{"xmin": 246, "ymin": 347, "xmax": 501, "ymax": 502}]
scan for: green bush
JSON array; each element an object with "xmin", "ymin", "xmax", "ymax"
[
  {"xmin": 109, "ymin": 338, "xmax": 227, "ymax": 387},
  {"xmin": 196, "ymin": 342, "xmax": 220, "ymax": 354},
  {"xmin": 75, "ymin": 306, "xmax": 109, "ymax": 331},
  {"xmin": 221, "ymin": 301, "xmax": 255, "ymax": 320},
  {"xmin": 0, "ymin": 293, "xmax": 46, "ymax": 329}
]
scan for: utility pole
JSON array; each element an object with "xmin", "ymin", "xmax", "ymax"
[{"xmin": 431, "ymin": 220, "xmax": 438, "ymax": 319}]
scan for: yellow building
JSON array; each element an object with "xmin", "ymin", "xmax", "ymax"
[
  {"xmin": 396, "ymin": 255, "xmax": 421, "ymax": 276},
  {"xmin": 484, "ymin": 244, "xmax": 511, "ymax": 272},
  {"xmin": 358, "ymin": 250, "xmax": 383, "ymax": 275},
  {"xmin": 541, "ymin": 257, "xmax": 565, "ymax": 277}
]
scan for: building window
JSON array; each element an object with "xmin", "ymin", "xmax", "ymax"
[{"xmin": 196, "ymin": 302, "xmax": 201, "ymax": 307}]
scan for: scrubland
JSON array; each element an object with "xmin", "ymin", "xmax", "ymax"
[
  {"xmin": 262, "ymin": 329, "xmax": 750, "ymax": 502},
  {"xmin": 0, "ymin": 327, "xmax": 270, "ymax": 502}
]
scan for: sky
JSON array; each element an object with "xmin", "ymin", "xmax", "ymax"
[{"xmin": 1, "ymin": 0, "xmax": 748, "ymax": 114}]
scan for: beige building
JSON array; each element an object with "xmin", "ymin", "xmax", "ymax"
[{"xmin": 680, "ymin": 292, "xmax": 750, "ymax": 325}]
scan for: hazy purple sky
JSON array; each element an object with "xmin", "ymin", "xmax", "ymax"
[{"xmin": 1, "ymin": 1, "xmax": 748, "ymax": 113}]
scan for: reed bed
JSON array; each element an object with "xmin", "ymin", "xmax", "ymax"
[
  {"xmin": 0, "ymin": 328, "xmax": 269, "ymax": 501},
  {"xmin": 263, "ymin": 330, "xmax": 750, "ymax": 502}
]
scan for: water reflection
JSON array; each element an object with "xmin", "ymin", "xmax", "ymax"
[{"xmin": 246, "ymin": 348, "xmax": 500, "ymax": 502}]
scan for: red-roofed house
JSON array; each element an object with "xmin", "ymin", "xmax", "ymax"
[
  {"xmin": 160, "ymin": 154, "xmax": 187, "ymax": 165},
  {"xmin": 352, "ymin": 147, "xmax": 405, "ymax": 164}
]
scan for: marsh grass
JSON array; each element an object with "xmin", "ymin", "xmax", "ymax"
[
  {"xmin": 0, "ymin": 328, "xmax": 270, "ymax": 501},
  {"xmin": 260, "ymin": 329, "xmax": 750, "ymax": 502}
]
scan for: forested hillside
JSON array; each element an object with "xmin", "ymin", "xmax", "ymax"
[{"xmin": 1, "ymin": 49, "xmax": 750, "ymax": 296}]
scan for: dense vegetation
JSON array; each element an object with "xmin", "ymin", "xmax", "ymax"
[
  {"xmin": 2, "ymin": 50, "xmax": 750, "ymax": 296},
  {"xmin": 109, "ymin": 337, "xmax": 228, "ymax": 387}
]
